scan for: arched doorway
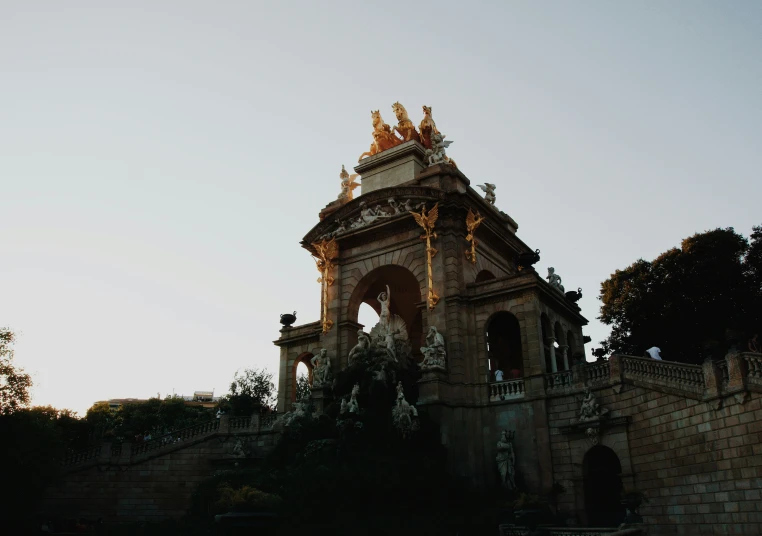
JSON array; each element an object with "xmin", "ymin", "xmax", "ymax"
[
  {"xmin": 583, "ymin": 446, "xmax": 625, "ymax": 527},
  {"xmin": 348, "ymin": 264, "xmax": 424, "ymax": 361},
  {"xmin": 486, "ymin": 312, "xmax": 523, "ymax": 380}
]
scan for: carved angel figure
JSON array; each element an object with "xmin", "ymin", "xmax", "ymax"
[
  {"xmin": 358, "ymin": 110, "xmax": 402, "ymax": 161},
  {"xmin": 392, "ymin": 381, "xmax": 419, "ymax": 437},
  {"xmin": 546, "ymin": 267, "xmax": 565, "ymax": 294},
  {"xmin": 391, "ymin": 102, "xmax": 421, "ymax": 143},
  {"xmin": 477, "ymin": 183, "xmax": 496, "ymax": 206},
  {"xmin": 425, "ymin": 131, "xmax": 456, "ymax": 168},
  {"xmin": 338, "ymin": 165, "xmax": 360, "ymax": 202},
  {"xmin": 419, "ymin": 105, "xmax": 439, "ymax": 149}
]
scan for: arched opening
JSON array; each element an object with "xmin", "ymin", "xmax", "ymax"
[
  {"xmin": 541, "ymin": 314, "xmax": 553, "ymax": 373},
  {"xmin": 475, "ymin": 270, "xmax": 496, "ymax": 283},
  {"xmin": 486, "ymin": 312, "xmax": 523, "ymax": 380},
  {"xmin": 295, "ymin": 361, "xmax": 311, "ymax": 401},
  {"xmin": 567, "ymin": 330, "xmax": 577, "ymax": 365},
  {"xmin": 554, "ymin": 322, "xmax": 567, "ymax": 371},
  {"xmin": 348, "ymin": 264, "xmax": 424, "ymax": 361},
  {"xmin": 583, "ymin": 446, "xmax": 625, "ymax": 527},
  {"xmin": 358, "ymin": 302, "xmax": 380, "ymax": 331},
  {"xmin": 291, "ymin": 352, "xmax": 313, "ymax": 403}
]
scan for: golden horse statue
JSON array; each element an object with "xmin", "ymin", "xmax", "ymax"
[
  {"xmin": 358, "ymin": 110, "xmax": 402, "ymax": 161},
  {"xmin": 419, "ymin": 105, "xmax": 440, "ymax": 149},
  {"xmin": 391, "ymin": 102, "xmax": 421, "ymax": 143}
]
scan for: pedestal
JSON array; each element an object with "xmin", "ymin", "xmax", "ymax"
[
  {"xmin": 417, "ymin": 370, "xmax": 448, "ymax": 404},
  {"xmin": 310, "ymin": 385, "xmax": 332, "ymax": 415}
]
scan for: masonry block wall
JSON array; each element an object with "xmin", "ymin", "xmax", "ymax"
[
  {"xmin": 548, "ymin": 385, "xmax": 762, "ymax": 535},
  {"xmin": 42, "ymin": 430, "xmax": 279, "ymax": 522}
]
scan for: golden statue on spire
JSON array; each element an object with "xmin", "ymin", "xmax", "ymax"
[
  {"xmin": 465, "ymin": 208, "xmax": 485, "ymax": 264},
  {"xmin": 311, "ymin": 238, "xmax": 339, "ymax": 334},
  {"xmin": 411, "ymin": 203, "xmax": 440, "ymax": 310}
]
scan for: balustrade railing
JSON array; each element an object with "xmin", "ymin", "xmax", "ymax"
[
  {"xmin": 230, "ymin": 416, "xmax": 251, "ymax": 430},
  {"xmin": 260, "ymin": 413, "xmax": 279, "ymax": 429},
  {"xmin": 62, "ymin": 444, "xmax": 102, "ymax": 467},
  {"xmin": 545, "ymin": 370, "xmax": 573, "ymax": 391},
  {"xmin": 716, "ymin": 359, "xmax": 729, "ymax": 386},
  {"xmin": 744, "ymin": 353, "xmax": 762, "ymax": 384},
  {"xmin": 490, "ymin": 378, "xmax": 525, "ymax": 401},
  {"xmin": 131, "ymin": 419, "xmax": 221, "ymax": 456},
  {"xmin": 621, "ymin": 356, "xmax": 703, "ymax": 390},
  {"xmin": 585, "ymin": 361, "xmax": 610, "ymax": 384}
]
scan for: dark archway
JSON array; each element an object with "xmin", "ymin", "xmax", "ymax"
[
  {"xmin": 348, "ymin": 264, "xmax": 424, "ymax": 361},
  {"xmin": 583, "ymin": 446, "xmax": 625, "ymax": 527},
  {"xmin": 291, "ymin": 352, "xmax": 313, "ymax": 403},
  {"xmin": 486, "ymin": 312, "xmax": 523, "ymax": 379},
  {"xmin": 475, "ymin": 270, "xmax": 496, "ymax": 283}
]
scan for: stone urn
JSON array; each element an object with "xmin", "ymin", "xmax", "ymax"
[
  {"xmin": 565, "ymin": 288, "xmax": 582, "ymax": 303},
  {"xmin": 515, "ymin": 249, "xmax": 541, "ymax": 271},
  {"xmin": 280, "ymin": 312, "xmax": 297, "ymax": 328}
]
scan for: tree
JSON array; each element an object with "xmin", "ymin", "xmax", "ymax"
[
  {"xmin": 219, "ymin": 368, "xmax": 277, "ymax": 416},
  {"xmin": 295, "ymin": 373, "xmax": 311, "ymax": 401},
  {"xmin": 598, "ymin": 226, "xmax": 762, "ymax": 364},
  {"xmin": 0, "ymin": 328, "xmax": 33, "ymax": 414}
]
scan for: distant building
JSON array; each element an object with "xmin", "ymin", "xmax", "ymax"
[{"xmin": 96, "ymin": 391, "xmax": 220, "ymax": 411}]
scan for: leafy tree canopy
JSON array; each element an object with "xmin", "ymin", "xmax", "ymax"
[
  {"xmin": 217, "ymin": 368, "xmax": 276, "ymax": 416},
  {"xmin": 295, "ymin": 372, "xmax": 311, "ymax": 401},
  {"xmin": 599, "ymin": 226, "xmax": 762, "ymax": 364},
  {"xmin": 0, "ymin": 328, "xmax": 33, "ymax": 414}
]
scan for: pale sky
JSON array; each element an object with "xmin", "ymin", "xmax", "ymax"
[{"xmin": 2, "ymin": 2, "xmax": 760, "ymax": 415}]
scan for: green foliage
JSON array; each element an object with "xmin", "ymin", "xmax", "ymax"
[
  {"xmin": 85, "ymin": 396, "xmax": 214, "ymax": 439},
  {"xmin": 295, "ymin": 372, "xmax": 311, "ymax": 401},
  {"xmin": 0, "ymin": 328, "xmax": 33, "ymax": 414},
  {"xmin": 599, "ymin": 226, "xmax": 762, "ymax": 363},
  {"xmin": 0, "ymin": 407, "xmax": 68, "ymax": 521},
  {"xmin": 192, "ymin": 356, "xmax": 501, "ymax": 536},
  {"xmin": 218, "ymin": 368, "xmax": 276, "ymax": 416},
  {"xmin": 214, "ymin": 484, "xmax": 283, "ymax": 513}
]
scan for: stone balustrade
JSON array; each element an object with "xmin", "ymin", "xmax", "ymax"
[
  {"xmin": 545, "ymin": 370, "xmax": 573, "ymax": 391},
  {"xmin": 743, "ymin": 352, "xmax": 762, "ymax": 386},
  {"xmin": 489, "ymin": 378, "xmax": 525, "ymax": 401},
  {"xmin": 620, "ymin": 355, "xmax": 704, "ymax": 394},
  {"xmin": 62, "ymin": 413, "xmax": 280, "ymax": 469},
  {"xmin": 131, "ymin": 419, "xmax": 221, "ymax": 457},
  {"xmin": 229, "ymin": 416, "xmax": 251, "ymax": 430},
  {"xmin": 499, "ymin": 526, "xmax": 643, "ymax": 536},
  {"xmin": 62, "ymin": 444, "xmax": 101, "ymax": 466},
  {"xmin": 585, "ymin": 361, "xmax": 610, "ymax": 385}
]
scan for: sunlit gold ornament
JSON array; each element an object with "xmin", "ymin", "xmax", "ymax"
[
  {"xmin": 410, "ymin": 203, "xmax": 440, "ymax": 310},
  {"xmin": 311, "ymin": 238, "xmax": 338, "ymax": 333},
  {"xmin": 358, "ymin": 110, "xmax": 402, "ymax": 162},
  {"xmin": 465, "ymin": 208, "xmax": 485, "ymax": 264}
]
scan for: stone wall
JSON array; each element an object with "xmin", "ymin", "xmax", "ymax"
[
  {"xmin": 42, "ymin": 417, "xmax": 280, "ymax": 522},
  {"xmin": 547, "ymin": 353, "xmax": 762, "ymax": 535}
]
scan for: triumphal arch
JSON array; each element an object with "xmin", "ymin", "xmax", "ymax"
[{"xmin": 274, "ymin": 103, "xmax": 588, "ymax": 491}]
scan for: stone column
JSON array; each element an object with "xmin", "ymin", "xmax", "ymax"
[
  {"xmin": 559, "ymin": 345, "xmax": 569, "ymax": 371},
  {"xmin": 218, "ymin": 414, "xmax": 231, "ymax": 434},
  {"xmin": 547, "ymin": 337, "xmax": 558, "ymax": 373},
  {"xmin": 725, "ymin": 353, "xmax": 747, "ymax": 394},
  {"xmin": 98, "ymin": 441, "xmax": 112, "ymax": 463}
]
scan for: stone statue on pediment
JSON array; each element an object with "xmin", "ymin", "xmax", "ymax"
[{"xmin": 546, "ymin": 267, "xmax": 565, "ymax": 294}]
